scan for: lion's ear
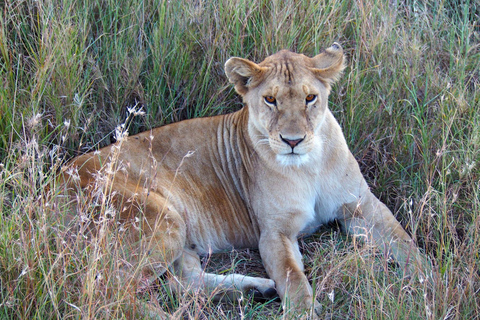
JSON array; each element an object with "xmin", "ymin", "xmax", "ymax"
[
  {"xmin": 225, "ymin": 57, "xmax": 264, "ymax": 95},
  {"xmin": 310, "ymin": 42, "xmax": 345, "ymax": 86}
]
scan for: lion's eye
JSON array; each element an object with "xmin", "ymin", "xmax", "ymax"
[
  {"xmin": 264, "ymin": 96, "xmax": 277, "ymax": 105},
  {"xmin": 306, "ymin": 94, "xmax": 317, "ymax": 104}
]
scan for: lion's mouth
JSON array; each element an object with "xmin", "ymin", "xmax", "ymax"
[{"xmin": 276, "ymin": 153, "xmax": 310, "ymax": 167}]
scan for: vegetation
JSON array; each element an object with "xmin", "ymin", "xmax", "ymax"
[{"xmin": 1, "ymin": 0, "xmax": 479, "ymax": 319}]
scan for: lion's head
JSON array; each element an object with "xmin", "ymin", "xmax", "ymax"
[{"xmin": 225, "ymin": 43, "xmax": 345, "ymax": 167}]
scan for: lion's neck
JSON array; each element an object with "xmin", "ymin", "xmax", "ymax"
[{"xmin": 223, "ymin": 106, "xmax": 256, "ymax": 167}]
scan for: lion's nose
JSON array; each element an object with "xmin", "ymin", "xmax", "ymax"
[{"xmin": 280, "ymin": 135, "xmax": 304, "ymax": 148}]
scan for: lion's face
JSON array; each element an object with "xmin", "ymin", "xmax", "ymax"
[{"xmin": 225, "ymin": 44, "xmax": 345, "ymax": 166}]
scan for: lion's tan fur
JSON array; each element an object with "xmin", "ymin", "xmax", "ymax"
[{"xmin": 62, "ymin": 43, "xmax": 425, "ymax": 317}]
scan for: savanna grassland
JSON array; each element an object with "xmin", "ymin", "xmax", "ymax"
[{"xmin": 0, "ymin": 0, "xmax": 479, "ymax": 319}]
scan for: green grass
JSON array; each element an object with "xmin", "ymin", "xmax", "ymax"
[{"xmin": 1, "ymin": 0, "xmax": 479, "ymax": 319}]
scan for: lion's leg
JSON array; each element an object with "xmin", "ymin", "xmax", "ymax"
[
  {"xmin": 259, "ymin": 232, "xmax": 321, "ymax": 317},
  {"xmin": 341, "ymin": 190, "xmax": 427, "ymax": 276},
  {"xmin": 61, "ymin": 160, "xmax": 187, "ymax": 317},
  {"xmin": 168, "ymin": 249, "xmax": 277, "ymax": 302},
  {"xmin": 113, "ymin": 185, "xmax": 187, "ymax": 284},
  {"xmin": 62, "ymin": 154, "xmax": 187, "ymax": 279}
]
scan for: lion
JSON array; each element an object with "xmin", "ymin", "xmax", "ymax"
[{"xmin": 61, "ymin": 43, "xmax": 425, "ymax": 318}]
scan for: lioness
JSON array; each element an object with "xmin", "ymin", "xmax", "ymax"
[{"xmin": 62, "ymin": 43, "xmax": 424, "ymax": 317}]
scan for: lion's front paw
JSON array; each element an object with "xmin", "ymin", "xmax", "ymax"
[
  {"xmin": 283, "ymin": 298, "xmax": 323, "ymax": 319},
  {"xmin": 312, "ymin": 300, "xmax": 325, "ymax": 319},
  {"xmin": 302, "ymin": 300, "xmax": 323, "ymax": 320}
]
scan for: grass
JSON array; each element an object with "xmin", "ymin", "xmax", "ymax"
[{"xmin": 1, "ymin": 0, "xmax": 479, "ymax": 319}]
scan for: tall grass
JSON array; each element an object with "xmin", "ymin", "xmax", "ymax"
[{"xmin": 1, "ymin": 0, "xmax": 479, "ymax": 319}]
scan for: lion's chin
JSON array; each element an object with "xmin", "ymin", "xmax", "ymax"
[{"xmin": 276, "ymin": 153, "xmax": 311, "ymax": 167}]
